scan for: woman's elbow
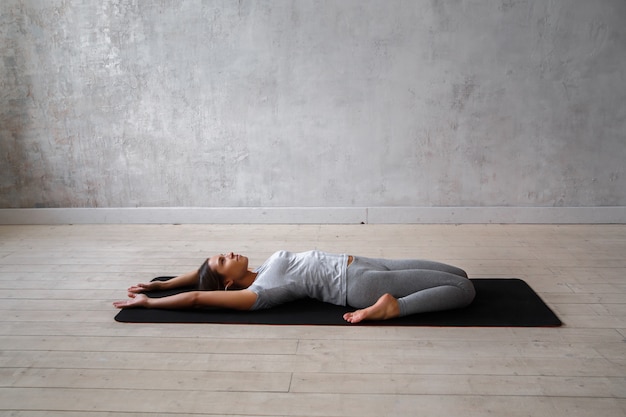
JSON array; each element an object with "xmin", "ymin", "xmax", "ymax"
[{"xmin": 189, "ymin": 291, "xmax": 204, "ymax": 309}]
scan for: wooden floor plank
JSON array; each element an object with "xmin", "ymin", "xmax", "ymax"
[
  {"xmin": 0, "ymin": 335, "xmax": 298, "ymax": 355},
  {"xmin": 1, "ymin": 388, "xmax": 625, "ymax": 417},
  {"xmin": 290, "ymin": 372, "xmax": 626, "ymax": 398},
  {"xmin": 1, "ymin": 368, "xmax": 292, "ymax": 393}
]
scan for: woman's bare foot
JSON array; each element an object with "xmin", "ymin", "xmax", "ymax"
[{"xmin": 343, "ymin": 293, "xmax": 400, "ymax": 324}]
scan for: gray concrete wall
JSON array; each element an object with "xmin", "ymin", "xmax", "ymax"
[{"xmin": 1, "ymin": 0, "xmax": 625, "ymax": 211}]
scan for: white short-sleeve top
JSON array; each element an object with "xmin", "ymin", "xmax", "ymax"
[{"xmin": 248, "ymin": 250, "xmax": 349, "ymax": 310}]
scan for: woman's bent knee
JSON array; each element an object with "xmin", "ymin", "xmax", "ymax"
[{"xmin": 461, "ymin": 279, "xmax": 476, "ymax": 306}]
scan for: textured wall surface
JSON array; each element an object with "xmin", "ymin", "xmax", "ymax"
[{"xmin": 1, "ymin": 0, "xmax": 625, "ymax": 209}]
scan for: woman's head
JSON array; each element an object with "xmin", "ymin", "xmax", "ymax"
[
  {"xmin": 197, "ymin": 258, "xmax": 225, "ymax": 291},
  {"xmin": 198, "ymin": 252, "xmax": 251, "ymax": 291}
]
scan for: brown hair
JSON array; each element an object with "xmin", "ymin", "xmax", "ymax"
[{"xmin": 197, "ymin": 259, "xmax": 225, "ymax": 291}]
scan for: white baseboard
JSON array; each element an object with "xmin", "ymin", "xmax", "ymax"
[
  {"xmin": 367, "ymin": 206, "xmax": 626, "ymax": 224},
  {"xmin": 1, "ymin": 207, "xmax": 625, "ymax": 224},
  {"xmin": 0, "ymin": 207, "xmax": 365, "ymax": 224}
]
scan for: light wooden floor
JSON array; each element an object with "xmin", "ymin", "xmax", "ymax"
[{"xmin": 0, "ymin": 224, "xmax": 625, "ymax": 417}]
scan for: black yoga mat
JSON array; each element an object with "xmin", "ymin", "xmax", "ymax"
[{"xmin": 114, "ymin": 278, "xmax": 561, "ymax": 327}]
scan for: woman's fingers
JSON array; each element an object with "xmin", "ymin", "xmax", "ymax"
[
  {"xmin": 113, "ymin": 293, "xmax": 141, "ymax": 309},
  {"xmin": 128, "ymin": 283, "xmax": 148, "ymax": 293},
  {"xmin": 113, "ymin": 299, "xmax": 130, "ymax": 308}
]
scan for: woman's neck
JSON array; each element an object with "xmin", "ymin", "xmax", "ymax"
[{"xmin": 239, "ymin": 270, "xmax": 258, "ymax": 289}]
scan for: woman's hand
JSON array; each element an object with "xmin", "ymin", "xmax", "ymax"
[
  {"xmin": 113, "ymin": 293, "xmax": 149, "ymax": 309},
  {"xmin": 128, "ymin": 281, "xmax": 162, "ymax": 294}
]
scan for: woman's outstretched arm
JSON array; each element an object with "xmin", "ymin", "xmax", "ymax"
[
  {"xmin": 128, "ymin": 270, "xmax": 199, "ymax": 294},
  {"xmin": 113, "ymin": 289, "xmax": 258, "ymax": 311}
]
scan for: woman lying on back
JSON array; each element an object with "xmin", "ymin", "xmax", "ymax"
[{"xmin": 113, "ymin": 250, "xmax": 475, "ymax": 324}]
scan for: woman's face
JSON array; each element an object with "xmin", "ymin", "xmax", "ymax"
[{"xmin": 207, "ymin": 252, "xmax": 249, "ymax": 284}]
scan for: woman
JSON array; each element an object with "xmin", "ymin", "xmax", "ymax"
[{"xmin": 113, "ymin": 250, "xmax": 475, "ymax": 323}]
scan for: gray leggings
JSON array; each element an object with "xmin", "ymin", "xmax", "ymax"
[{"xmin": 346, "ymin": 256, "xmax": 476, "ymax": 316}]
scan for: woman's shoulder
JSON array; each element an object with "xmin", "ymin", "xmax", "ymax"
[{"xmin": 255, "ymin": 250, "xmax": 290, "ymax": 273}]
